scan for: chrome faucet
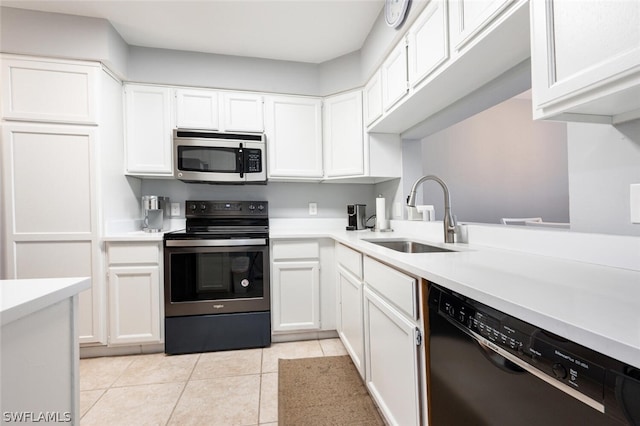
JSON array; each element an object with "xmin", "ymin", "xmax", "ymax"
[{"xmin": 407, "ymin": 175, "xmax": 456, "ymax": 243}]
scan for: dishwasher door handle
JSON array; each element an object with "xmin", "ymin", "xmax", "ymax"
[
  {"xmin": 469, "ymin": 331, "xmax": 606, "ymax": 414},
  {"xmin": 475, "ymin": 339, "xmax": 525, "ymax": 374}
]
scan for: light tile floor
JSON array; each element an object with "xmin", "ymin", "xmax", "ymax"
[{"xmin": 80, "ymin": 338, "xmax": 348, "ymax": 425}]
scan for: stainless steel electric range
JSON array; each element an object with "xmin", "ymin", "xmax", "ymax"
[{"xmin": 163, "ymin": 200, "xmax": 270, "ymax": 355}]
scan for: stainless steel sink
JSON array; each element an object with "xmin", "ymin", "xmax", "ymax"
[{"xmin": 364, "ymin": 239, "xmax": 454, "ymax": 253}]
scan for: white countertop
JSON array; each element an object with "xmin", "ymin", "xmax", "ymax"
[
  {"xmin": 270, "ymin": 220, "xmax": 640, "ymax": 369},
  {"xmin": 103, "ymin": 218, "xmax": 640, "ymax": 367},
  {"xmin": 0, "ymin": 277, "xmax": 91, "ymax": 326}
]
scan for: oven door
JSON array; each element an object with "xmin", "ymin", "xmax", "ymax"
[{"xmin": 164, "ymin": 238, "xmax": 270, "ymax": 317}]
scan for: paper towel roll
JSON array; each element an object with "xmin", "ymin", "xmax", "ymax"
[{"xmin": 376, "ymin": 196, "xmax": 387, "ymax": 230}]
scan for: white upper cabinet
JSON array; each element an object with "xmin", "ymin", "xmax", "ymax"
[
  {"xmin": 381, "ymin": 39, "xmax": 409, "ymax": 111},
  {"xmin": 222, "ymin": 92, "xmax": 264, "ymax": 132},
  {"xmin": 175, "ymin": 88, "xmax": 219, "ymax": 130},
  {"xmin": 408, "ymin": 0, "xmax": 449, "ymax": 88},
  {"xmin": 364, "ymin": 70, "xmax": 383, "ymax": 126},
  {"xmin": 369, "ymin": 0, "xmax": 529, "ymax": 134},
  {"xmin": 1, "ymin": 56, "xmax": 99, "ymax": 125},
  {"xmin": 530, "ymin": 0, "xmax": 640, "ymax": 123},
  {"xmin": 323, "ymin": 90, "xmax": 364, "ymax": 178},
  {"xmin": 264, "ymin": 95, "xmax": 323, "ymax": 179},
  {"xmin": 449, "ymin": 0, "xmax": 514, "ymax": 52},
  {"xmin": 124, "ymin": 84, "xmax": 174, "ymax": 176}
]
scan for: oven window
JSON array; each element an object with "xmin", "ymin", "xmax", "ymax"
[
  {"xmin": 170, "ymin": 250, "xmax": 265, "ymax": 302},
  {"xmin": 178, "ymin": 146, "xmax": 240, "ymax": 173}
]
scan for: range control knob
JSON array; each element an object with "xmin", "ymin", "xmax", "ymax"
[
  {"xmin": 200, "ymin": 204, "xmax": 207, "ymax": 211},
  {"xmin": 249, "ymin": 204, "xmax": 256, "ymax": 211},
  {"xmin": 257, "ymin": 204, "xmax": 265, "ymax": 211},
  {"xmin": 552, "ymin": 363, "xmax": 567, "ymax": 379},
  {"xmin": 447, "ymin": 305, "xmax": 455, "ymax": 317},
  {"xmin": 190, "ymin": 204, "xmax": 196, "ymax": 211}
]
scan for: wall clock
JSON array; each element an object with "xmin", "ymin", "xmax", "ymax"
[{"xmin": 384, "ymin": 0, "xmax": 410, "ymax": 29}]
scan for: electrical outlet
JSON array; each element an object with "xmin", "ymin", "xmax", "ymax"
[
  {"xmin": 631, "ymin": 184, "xmax": 640, "ymax": 224},
  {"xmin": 309, "ymin": 202, "xmax": 318, "ymax": 216},
  {"xmin": 171, "ymin": 202, "xmax": 180, "ymax": 217}
]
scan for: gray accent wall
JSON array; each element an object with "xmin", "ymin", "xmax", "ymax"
[
  {"xmin": 567, "ymin": 120, "xmax": 640, "ymax": 237},
  {"xmin": 419, "ymin": 97, "xmax": 570, "ymax": 225}
]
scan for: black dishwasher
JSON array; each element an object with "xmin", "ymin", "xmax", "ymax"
[{"xmin": 428, "ymin": 284, "xmax": 639, "ymax": 426}]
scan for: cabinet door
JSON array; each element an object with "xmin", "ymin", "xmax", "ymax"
[
  {"xmin": 323, "ymin": 90, "xmax": 364, "ymax": 178},
  {"xmin": 449, "ymin": 0, "xmax": 513, "ymax": 52},
  {"xmin": 364, "ymin": 287, "xmax": 421, "ymax": 426},
  {"xmin": 364, "ymin": 70, "xmax": 383, "ymax": 126},
  {"xmin": 337, "ymin": 266, "xmax": 365, "ymax": 378},
  {"xmin": 108, "ymin": 266, "xmax": 161, "ymax": 345},
  {"xmin": 408, "ymin": 0, "xmax": 449, "ymax": 88},
  {"xmin": 382, "ymin": 40, "xmax": 409, "ymax": 111},
  {"xmin": 222, "ymin": 92, "xmax": 264, "ymax": 132},
  {"xmin": 1, "ymin": 56, "xmax": 98, "ymax": 124},
  {"xmin": 175, "ymin": 88, "xmax": 219, "ymax": 130},
  {"xmin": 124, "ymin": 84, "xmax": 173, "ymax": 176},
  {"xmin": 272, "ymin": 260, "xmax": 320, "ymax": 331},
  {"xmin": 1, "ymin": 124, "xmax": 103, "ymax": 344},
  {"xmin": 530, "ymin": 0, "xmax": 640, "ymax": 122},
  {"xmin": 265, "ymin": 96, "xmax": 323, "ymax": 179}
]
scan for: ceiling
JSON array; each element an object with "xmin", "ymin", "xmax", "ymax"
[{"xmin": 1, "ymin": 0, "xmax": 385, "ymax": 64}]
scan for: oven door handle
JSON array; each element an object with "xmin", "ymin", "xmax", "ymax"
[{"xmin": 165, "ymin": 238, "xmax": 267, "ymax": 247}]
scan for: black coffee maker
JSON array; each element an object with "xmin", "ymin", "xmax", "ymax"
[{"xmin": 346, "ymin": 204, "xmax": 366, "ymax": 231}]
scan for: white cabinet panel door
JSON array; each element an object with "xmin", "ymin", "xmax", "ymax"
[
  {"xmin": 364, "ymin": 70, "xmax": 383, "ymax": 126},
  {"xmin": 4, "ymin": 127, "xmax": 94, "ymax": 234},
  {"xmin": 222, "ymin": 92, "xmax": 264, "ymax": 132},
  {"xmin": 13, "ymin": 240, "xmax": 101, "ymax": 344},
  {"xmin": 175, "ymin": 88, "xmax": 219, "ymax": 130},
  {"xmin": 323, "ymin": 90, "xmax": 364, "ymax": 178},
  {"xmin": 272, "ymin": 260, "xmax": 320, "ymax": 331},
  {"xmin": 530, "ymin": 0, "xmax": 640, "ymax": 122},
  {"xmin": 1, "ymin": 57, "xmax": 98, "ymax": 124},
  {"xmin": 108, "ymin": 266, "xmax": 161, "ymax": 345},
  {"xmin": 124, "ymin": 84, "xmax": 173, "ymax": 176},
  {"xmin": 382, "ymin": 41, "xmax": 409, "ymax": 111},
  {"xmin": 449, "ymin": 0, "xmax": 513, "ymax": 51},
  {"xmin": 265, "ymin": 96, "xmax": 323, "ymax": 179},
  {"xmin": 337, "ymin": 266, "xmax": 365, "ymax": 378},
  {"xmin": 364, "ymin": 287, "xmax": 421, "ymax": 426},
  {"xmin": 408, "ymin": 0, "xmax": 449, "ymax": 87}
]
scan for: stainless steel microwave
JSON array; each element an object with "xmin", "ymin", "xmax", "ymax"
[{"xmin": 173, "ymin": 130, "xmax": 267, "ymax": 184}]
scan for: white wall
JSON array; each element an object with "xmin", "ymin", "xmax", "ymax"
[
  {"xmin": 127, "ymin": 46, "xmax": 323, "ymax": 96},
  {"xmin": 140, "ymin": 180, "xmax": 376, "ymax": 220},
  {"xmin": 418, "ymin": 97, "xmax": 569, "ymax": 225},
  {"xmin": 0, "ymin": 7, "xmax": 129, "ymax": 76},
  {"xmin": 567, "ymin": 120, "xmax": 640, "ymax": 237}
]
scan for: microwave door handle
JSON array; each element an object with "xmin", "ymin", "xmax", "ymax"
[{"xmin": 238, "ymin": 143, "xmax": 244, "ymax": 178}]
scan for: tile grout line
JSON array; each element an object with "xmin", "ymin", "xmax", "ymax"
[
  {"xmin": 257, "ymin": 348, "xmax": 264, "ymax": 426},
  {"xmin": 164, "ymin": 353, "xmax": 201, "ymax": 426},
  {"xmin": 79, "ymin": 355, "xmax": 137, "ymax": 422}
]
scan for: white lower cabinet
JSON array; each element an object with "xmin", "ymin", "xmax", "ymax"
[
  {"xmin": 364, "ymin": 287, "xmax": 422, "ymax": 426},
  {"xmin": 106, "ymin": 242, "xmax": 163, "ymax": 346},
  {"xmin": 363, "ymin": 255, "xmax": 422, "ymax": 426},
  {"xmin": 337, "ymin": 265, "xmax": 365, "ymax": 378},
  {"xmin": 271, "ymin": 240, "xmax": 321, "ymax": 332}
]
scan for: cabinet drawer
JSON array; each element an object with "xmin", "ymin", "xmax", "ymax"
[
  {"xmin": 336, "ymin": 243, "xmax": 363, "ymax": 279},
  {"xmin": 107, "ymin": 242, "xmax": 160, "ymax": 265},
  {"xmin": 364, "ymin": 256, "xmax": 417, "ymax": 320},
  {"xmin": 272, "ymin": 240, "xmax": 319, "ymax": 260}
]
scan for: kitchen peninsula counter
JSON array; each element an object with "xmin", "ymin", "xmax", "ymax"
[
  {"xmin": 1, "ymin": 277, "xmax": 90, "ymax": 423},
  {"xmin": 270, "ymin": 218, "xmax": 640, "ymax": 369}
]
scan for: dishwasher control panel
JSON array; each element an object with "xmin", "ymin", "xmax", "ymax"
[{"xmin": 433, "ymin": 286, "xmax": 609, "ymax": 404}]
